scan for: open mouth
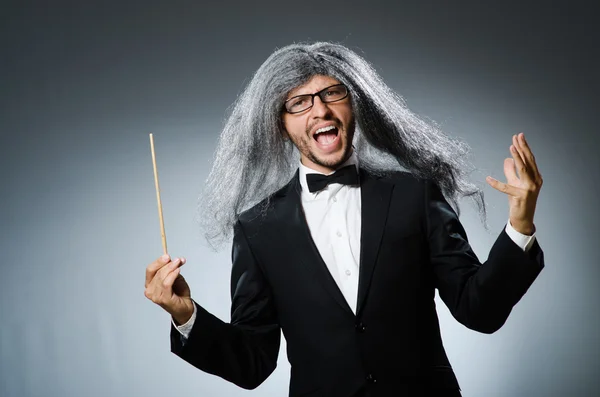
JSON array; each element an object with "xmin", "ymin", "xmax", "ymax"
[{"xmin": 313, "ymin": 125, "xmax": 339, "ymax": 146}]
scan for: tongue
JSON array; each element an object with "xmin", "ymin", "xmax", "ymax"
[{"xmin": 316, "ymin": 131, "xmax": 337, "ymax": 145}]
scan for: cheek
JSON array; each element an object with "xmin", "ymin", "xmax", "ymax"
[
  {"xmin": 334, "ymin": 105, "xmax": 354, "ymax": 128},
  {"xmin": 341, "ymin": 115, "xmax": 355, "ymax": 137},
  {"xmin": 284, "ymin": 120, "xmax": 307, "ymax": 140}
]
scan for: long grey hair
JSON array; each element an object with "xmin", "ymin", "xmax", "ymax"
[{"xmin": 198, "ymin": 41, "xmax": 486, "ymax": 249}]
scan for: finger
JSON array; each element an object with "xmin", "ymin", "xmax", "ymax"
[
  {"xmin": 512, "ymin": 134, "xmax": 527, "ymax": 166},
  {"xmin": 513, "ymin": 136, "xmax": 540, "ymax": 183},
  {"xmin": 486, "ymin": 176, "xmax": 521, "ymax": 196},
  {"xmin": 146, "ymin": 258, "xmax": 183, "ymax": 298},
  {"xmin": 156, "ymin": 257, "xmax": 183, "ymax": 282},
  {"xmin": 503, "ymin": 158, "xmax": 519, "ymax": 185},
  {"xmin": 162, "ymin": 267, "xmax": 181, "ymax": 291},
  {"xmin": 145, "ymin": 266, "xmax": 181, "ymax": 305},
  {"xmin": 509, "ymin": 144, "xmax": 531, "ymax": 182},
  {"xmin": 147, "ymin": 257, "xmax": 181, "ymax": 292},
  {"xmin": 146, "ymin": 254, "xmax": 171, "ymax": 288},
  {"xmin": 513, "ymin": 133, "xmax": 539, "ymax": 181},
  {"xmin": 172, "ymin": 272, "xmax": 187, "ymax": 290},
  {"xmin": 517, "ymin": 133, "xmax": 541, "ymax": 179}
]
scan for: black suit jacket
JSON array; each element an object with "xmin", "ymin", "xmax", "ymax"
[{"xmin": 171, "ymin": 169, "xmax": 544, "ymax": 397}]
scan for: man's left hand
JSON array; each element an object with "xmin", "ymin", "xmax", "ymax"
[{"xmin": 486, "ymin": 132, "xmax": 543, "ymax": 236}]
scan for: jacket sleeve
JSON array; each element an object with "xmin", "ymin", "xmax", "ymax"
[
  {"xmin": 170, "ymin": 220, "xmax": 281, "ymax": 389},
  {"xmin": 425, "ymin": 180, "xmax": 544, "ymax": 334}
]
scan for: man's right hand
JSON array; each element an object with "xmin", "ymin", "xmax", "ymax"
[{"xmin": 145, "ymin": 254, "xmax": 194, "ymax": 325}]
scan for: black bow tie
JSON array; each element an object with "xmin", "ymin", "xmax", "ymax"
[{"xmin": 305, "ymin": 165, "xmax": 359, "ymax": 193}]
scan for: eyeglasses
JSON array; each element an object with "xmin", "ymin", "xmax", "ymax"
[{"xmin": 283, "ymin": 84, "xmax": 349, "ymax": 114}]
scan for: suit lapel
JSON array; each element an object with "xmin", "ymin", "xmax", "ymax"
[
  {"xmin": 275, "ymin": 168, "xmax": 394, "ymax": 317},
  {"xmin": 356, "ymin": 169, "xmax": 394, "ymax": 315},
  {"xmin": 277, "ymin": 172, "xmax": 355, "ymax": 317}
]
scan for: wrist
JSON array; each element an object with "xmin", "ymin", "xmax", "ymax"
[
  {"xmin": 172, "ymin": 299, "xmax": 194, "ymax": 326},
  {"xmin": 510, "ymin": 219, "xmax": 535, "ymax": 236}
]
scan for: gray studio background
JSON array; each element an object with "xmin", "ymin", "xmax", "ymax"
[{"xmin": 1, "ymin": 1, "xmax": 598, "ymax": 396}]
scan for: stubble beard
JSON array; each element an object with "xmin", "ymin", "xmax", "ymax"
[{"xmin": 295, "ymin": 118, "xmax": 355, "ymax": 171}]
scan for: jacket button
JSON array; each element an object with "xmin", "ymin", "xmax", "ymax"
[
  {"xmin": 355, "ymin": 322, "xmax": 366, "ymax": 332},
  {"xmin": 366, "ymin": 373, "xmax": 376, "ymax": 383}
]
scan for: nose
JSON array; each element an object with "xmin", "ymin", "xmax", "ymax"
[{"xmin": 310, "ymin": 95, "xmax": 332, "ymax": 118}]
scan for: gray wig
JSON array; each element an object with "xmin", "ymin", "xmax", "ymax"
[{"xmin": 198, "ymin": 41, "xmax": 486, "ymax": 249}]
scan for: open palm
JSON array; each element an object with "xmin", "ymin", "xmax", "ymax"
[{"xmin": 486, "ymin": 133, "xmax": 543, "ymax": 235}]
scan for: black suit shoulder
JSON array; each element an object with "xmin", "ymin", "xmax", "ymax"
[
  {"xmin": 374, "ymin": 169, "xmax": 423, "ymax": 186},
  {"xmin": 236, "ymin": 173, "xmax": 298, "ymax": 229},
  {"xmin": 367, "ymin": 169, "xmax": 432, "ymax": 201}
]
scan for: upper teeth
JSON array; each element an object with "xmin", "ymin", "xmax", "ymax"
[{"xmin": 315, "ymin": 125, "xmax": 336, "ymax": 135}]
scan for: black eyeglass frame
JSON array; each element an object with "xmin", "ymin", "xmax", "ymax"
[{"xmin": 283, "ymin": 84, "xmax": 349, "ymax": 114}]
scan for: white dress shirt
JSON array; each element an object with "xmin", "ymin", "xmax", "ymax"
[{"xmin": 174, "ymin": 153, "xmax": 537, "ymax": 337}]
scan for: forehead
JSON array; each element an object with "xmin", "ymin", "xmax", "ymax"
[{"xmin": 287, "ymin": 75, "xmax": 341, "ymax": 98}]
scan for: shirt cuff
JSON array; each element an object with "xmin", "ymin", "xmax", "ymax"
[
  {"xmin": 172, "ymin": 302, "xmax": 197, "ymax": 340},
  {"xmin": 505, "ymin": 219, "xmax": 537, "ymax": 252}
]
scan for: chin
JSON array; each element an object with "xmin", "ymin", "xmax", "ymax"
[{"xmin": 313, "ymin": 148, "xmax": 351, "ymax": 169}]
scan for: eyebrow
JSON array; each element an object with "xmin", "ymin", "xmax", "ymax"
[
  {"xmin": 286, "ymin": 84, "xmax": 340, "ymax": 100},
  {"xmin": 286, "ymin": 89, "xmax": 307, "ymax": 100}
]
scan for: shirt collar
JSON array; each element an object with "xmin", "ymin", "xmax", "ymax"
[{"xmin": 298, "ymin": 150, "xmax": 359, "ymax": 197}]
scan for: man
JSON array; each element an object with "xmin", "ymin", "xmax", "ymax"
[{"xmin": 144, "ymin": 42, "xmax": 544, "ymax": 397}]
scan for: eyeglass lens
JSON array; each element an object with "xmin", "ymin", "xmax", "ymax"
[{"xmin": 285, "ymin": 84, "xmax": 348, "ymax": 113}]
